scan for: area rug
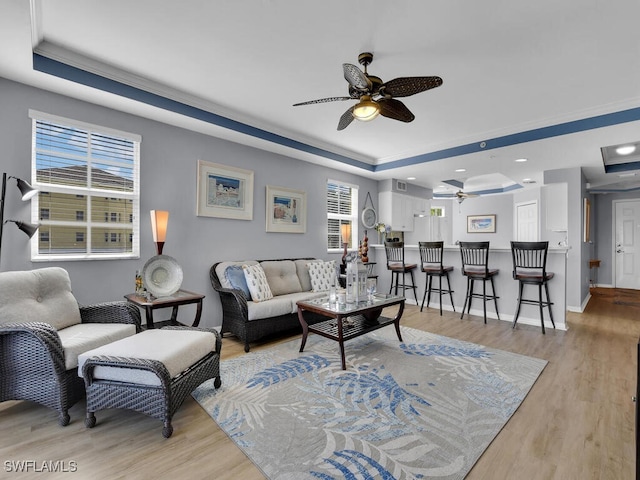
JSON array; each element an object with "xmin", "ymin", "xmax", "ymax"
[{"xmin": 193, "ymin": 326, "xmax": 547, "ymax": 479}]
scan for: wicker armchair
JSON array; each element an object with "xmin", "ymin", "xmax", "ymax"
[{"xmin": 0, "ymin": 268, "xmax": 141, "ymax": 426}]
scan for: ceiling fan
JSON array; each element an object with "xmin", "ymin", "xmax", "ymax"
[
  {"xmin": 293, "ymin": 52, "xmax": 443, "ymax": 130},
  {"xmin": 454, "ymin": 190, "xmax": 479, "ymax": 204}
]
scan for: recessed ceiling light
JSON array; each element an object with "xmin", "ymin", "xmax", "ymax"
[
  {"xmin": 455, "ymin": 168, "xmax": 466, "ymax": 172},
  {"xmin": 522, "ymin": 178, "xmax": 531, "ymax": 182},
  {"xmin": 618, "ymin": 172, "xmax": 637, "ymax": 178},
  {"xmin": 515, "ymin": 158, "xmax": 527, "ymax": 162},
  {"xmin": 407, "ymin": 176, "xmax": 416, "ymax": 180},
  {"xmin": 616, "ymin": 145, "xmax": 636, "ymax": 155}
]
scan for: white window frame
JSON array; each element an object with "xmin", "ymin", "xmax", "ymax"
[
  {"xmin": 327, "ymin": 179, "xmax": 359, "ymax": 253},
  {"xmin": 29, "ymin": 110, "xmax": 141, "ymax": 261}
]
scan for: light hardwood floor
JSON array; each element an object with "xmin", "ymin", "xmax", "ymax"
[{"xmin": 1, "ymin": 287, "xmax": 638, "ymax": 479}]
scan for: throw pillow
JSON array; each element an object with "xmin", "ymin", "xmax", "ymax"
[
  {"xmin": 242, "ymin": 264, "xmax": 274, "ymax": 302},
  {"xmin": 224, "ymin": 265, "xmax": 252, "ymax": 300},
  {"xmin": 307, "ymin": 260, "xmax": 336, "ymax": 293}
]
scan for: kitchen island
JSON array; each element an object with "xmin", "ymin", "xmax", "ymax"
[{"xmin": 368, "ymin": 244, "xmax": 568, "ymax": 330}]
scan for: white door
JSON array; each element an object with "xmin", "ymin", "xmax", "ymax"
[
  {"xmin": 515, "ymin": 201, "xmax": 538, "ymax": 241},
  {"xmin": 615, "ymin": 200, "xmax": 640, "ymax": 289}
]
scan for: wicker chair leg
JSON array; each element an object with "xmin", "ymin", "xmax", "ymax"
[
  {"xmin": 162, "ymin": 421, "xmax": 174, "ymax": 438},
  {"xmin": 214, "ymin": 376, "xmax": 222, "ymax": 388},
  {"xmin": 59, "ymin": 411, "xmax": 71, "ymax": 427},
  {"xmin": 85, "ymin": 412, "xmax": 96, "ymax": 428}
]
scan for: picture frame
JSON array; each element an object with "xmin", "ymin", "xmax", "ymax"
[
  {"xmin": 583, "ymin": 198, "xmax": 591, "ymax": 243},
  {"xmin": 196, "ymin": 160, "xmax": 254, "ymax": 220},
  {"xmin": 467, "ymin": 214, "xmax": 497, "ymax": 233},
  {"xmin": 266, "ymin": 185, "xmax": 306, "ymax": 233}
]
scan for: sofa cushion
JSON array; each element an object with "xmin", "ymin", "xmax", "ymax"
[
  {"xmin": 308, "ymin": 260, "xmax": 336, "ymax": 292},
  {"xmin": 281, "ymin": 291, "xmax": 327, "ymax": 314},
  {"xmin": 224, "ymin": 265, "xmax": 252, "ymax": 300},
  {"xmin": 295, "ymin": 259, "xmax": 321, "ymax": 292},
  {"xmin": 260, "ymin": 260, "xmax": 302, "ymax": 296},
  {"xmin": 247, "ymin": 296, "xmax": 294, "ymax": 321},
  {"xmin": 59, "ymin": 323, "xmax": 137, "ymax": 370},
  {"xmin": 0, "ymin": 267, "xmax": 81, "ymax": 331},
  {"xmin": 243, "ymin": 264, "xmax": 274, "ymax": 302},
  {"xmin": 247, "ymin": 291, "xmax": 327, "ymax": 320},
  {"xmin": 215, "ymin": 260, "xmax": 258, "ymax": 289},
  {"xmin": 78, "ymin": 329, "xmax": 216, "ymax": 386}
]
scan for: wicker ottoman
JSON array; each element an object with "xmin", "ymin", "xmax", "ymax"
[{"xmin": 78, "ymin": 326, "xmax": 221, "ymax": 438}]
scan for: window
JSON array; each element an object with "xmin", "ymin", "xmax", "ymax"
[
  {"xmin": 327, "ymin": 179, "xmax": 358, "ymax": 251},
  {"xmin": 30, "ymin": 110, "xmax": 141, "ymax": 260},
  {"xmin": 431, "ymin": 207, "xmax": 445, "ymax": 217}
]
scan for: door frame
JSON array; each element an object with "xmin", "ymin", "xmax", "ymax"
[{"xmin": 612, "ymin": 198, "xmax": 640, "ymax": 289}]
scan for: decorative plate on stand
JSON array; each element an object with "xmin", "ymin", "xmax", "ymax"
[{"xmin": 142, "ymin": 255, "xmax": 183, "ymax": 298}]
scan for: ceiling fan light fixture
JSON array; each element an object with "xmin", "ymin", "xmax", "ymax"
[{"xmin": 352, "ymin": 95, "xmax": 380, "ymax": 122}]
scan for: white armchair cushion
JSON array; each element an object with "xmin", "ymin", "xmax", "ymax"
[
  {"xmin": 59, "ymin": 323, "xmax": 136, "ymax": 370},
  {"xmin": 0, "ymin": 267, "xmax": 81, "ymax": 330}
]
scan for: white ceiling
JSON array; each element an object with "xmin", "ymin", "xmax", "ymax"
[{"xmin": 2, "ymin": 0, "xmax": 640, "ymax": 195}]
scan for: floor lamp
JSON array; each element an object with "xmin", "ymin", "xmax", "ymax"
[{"xmin": 0, "ymin": 172, "xmax": 39, "ymax": 267}]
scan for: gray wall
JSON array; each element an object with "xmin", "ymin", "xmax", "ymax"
[
  {"xmin": 450, "ymin": 194, "xmax": 514, "ymax": 246},
  {"xmin": 0, "ymin": 78, "xmax": 378, "ymax": 328},
  {"xmin": 544, "ymin": 167, "xmax": 591, "ymax": 309}
]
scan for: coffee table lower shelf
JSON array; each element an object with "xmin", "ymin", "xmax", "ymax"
[
  {"xmin": 308, "ymin": 315, "xmax": 398, "ymax": 342},
  {"xmin": 297, "ymin": 295, "xmax": 405, "ymax": 370}
]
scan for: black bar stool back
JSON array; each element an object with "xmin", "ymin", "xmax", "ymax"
[
  {"xmin": 510, "ymin": 241, "xmax": 555, "ymax": 334},
  {"xmin": 418, "ymin": 241, "xmax": 455, "ymax": 315},
  {"xmin": 459, "ymin": 241, "xmax": 500, "ymax": 323},
  {"xmin": 384, "ymin": 241, "xmax": 418, "ymax": 303}
]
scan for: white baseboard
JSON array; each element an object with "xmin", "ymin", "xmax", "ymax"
[{"xmin": 421, "ymin": 302, "xmax": 567, "ymax": 331}]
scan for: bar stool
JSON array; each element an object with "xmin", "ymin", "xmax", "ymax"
[
  {"xmin": 418, "ymin": 241, "xmax": 455, "ymax": 315},
  {"xmin": 384, "ymin": 241, "xmax": 418, "ymax": 303},
  {"xmin": 510, "ymin": 241, "xmax": 555, "ymax": 334},
  {"xmin": 363, "ymin": 261, "xmax": 378, "ymax": 287},
  {"xmin": 459, "ymin": 241, "xmax": 500, "ymax": 323}
]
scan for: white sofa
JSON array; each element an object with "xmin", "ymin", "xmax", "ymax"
[{"xmin": 210, "ymin": 258, "xmax": 334, "ymax": 352}]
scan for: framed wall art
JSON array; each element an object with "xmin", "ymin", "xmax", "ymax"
[
  {"xmin": 467, "ymin": 214, "xmax": 497, "ymax": 233},
  {"xmin": 196, "ymin": 160, "xmax": 254, "ymax": 220},
  {"xmin": 583, "ymin": 198, "xmax": 591, "ymax": 243},
  {"xmin": 266, "ymin": 185, "xmax": 306, "ymax": 233}
]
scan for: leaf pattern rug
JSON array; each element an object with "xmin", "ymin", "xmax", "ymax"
[{"xmin": 192, "ymin": 326, "xmax": 547, "ymax": 479}]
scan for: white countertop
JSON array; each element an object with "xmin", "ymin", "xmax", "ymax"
[{"xmin": 369, "ymin": 244, "xmax": 570, "ymax": 253}]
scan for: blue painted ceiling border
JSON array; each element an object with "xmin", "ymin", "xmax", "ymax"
[
  {"xmin": 377, "ymin": 106, "xmax": 640, "ymax": 171},
  {"xmin": 32, "ymin": 53, "xmax": 373, "ymax": 172},
  {"xmin": 33, "ymin": 52, "xmax": 640, "ymax": 176}
]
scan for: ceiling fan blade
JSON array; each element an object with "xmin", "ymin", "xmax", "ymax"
[
  {"xmin": 383, "ymin": 76, "xmax": 443, "ymax": 97},
  {"xmin": 378, "ymin": 98, "xmax": 415, "ymax": 123},
  {"xmin": 343, "ymin": 63, "xmax": 370, "ymax": 90},
  {"xmin": 293, "ymin": 96, "xmax": 353, "ymax": 106},
  {"xmin": 457, "ymin": 190, "xmax": 479, "ymax": 198},
  {"xmin": 337, "ymin": 106, "xmax": 355, "ymax": 131}
]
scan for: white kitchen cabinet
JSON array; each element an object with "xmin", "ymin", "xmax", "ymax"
[{"xmin": 379, "ymin": 192, "xmax": 420, "ymax": 231}]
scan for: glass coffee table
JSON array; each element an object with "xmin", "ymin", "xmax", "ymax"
[{"xmin": 297, "ymin": 294, "xmax": 405, "ymax": 370}]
